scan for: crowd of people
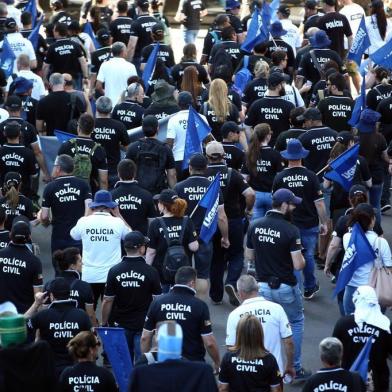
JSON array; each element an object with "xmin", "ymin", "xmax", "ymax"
[{"xmin": 0, "ymin": 0, "xmax": 392, "ymax": 390}]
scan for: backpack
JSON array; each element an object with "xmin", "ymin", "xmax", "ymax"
[
  {"xmin": 135, "ymin": 139, "xmax": 167, "ymax": 194},
  {"xmin": 211, "ymin": 46, "xmax": 233, "ymax": 76},
  {"xmin": 233, "ymin": 56, "xmax": 252, "ymax": 96},
  {"xmin": 210, "ymin": 31, "xmax": 221, "ymax": 45},
  {"xmin": 70, "ymin": 138, "xmax": 99, "ymax": 182},
  {"xmin": 159, "ymin": 217, "xmax": 190, "ymax": 283}
]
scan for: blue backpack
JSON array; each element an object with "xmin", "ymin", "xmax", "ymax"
[{"xmin": 233, "ymin": 56, "xmax": 252, "ymax": 97}]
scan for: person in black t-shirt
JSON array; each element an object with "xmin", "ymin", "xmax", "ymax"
[
  {"xmin": 0, "ymin": 207, "xmax": 9, "ymax": 249},
  {"xmin": 366, "ymin": 67, "xmax": 392, "ymax": 111},
  {"xmin": 303, "ymin": 337, "xmax": 365, "ymax": 392},
  {"xmin": 49, "ymin": 0, "xmax": 72, "ymax": 26},
  {"xmin": 242, "ymin": 60, "xmax": 269, "ymax": 107},
  {"xmin": 221, "ymin": 121, "xmax": 245, "ymax": 170},
  {"xmin": 225, "ymin": 0, "xmax": 244, "ymax": 42},
  {"xmin": 178, "ymin": 0, "xmax": 207, "ymax": 44},
  {"xmin": 59, "ymin": 331, "xmax": 117, "ymax": 392},
  {"xmin": 40, "ymin": 154, "xmax": 92, "ymax": 254},
  {"xmin": 235, "ymin": 41, "xmax": 272, "ymax": 74},
  {"xmin": 109, "ymin": 0, "xmax": 133, "ymax": 45},
  {"xmin": 101, "ymin": 231, "xmax": 161, "ymax": 363},
  {"xmin": 303, "ymin": 0, "xmax": 324, "ymax": 33},
  {"xmin": 111, "ymin": 159, "xmax": 156, "ymax": 235}
]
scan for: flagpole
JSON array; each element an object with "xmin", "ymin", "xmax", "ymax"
[{"xmin": 316, "ymin": 163, "xmax": 329, "ymax": 176}]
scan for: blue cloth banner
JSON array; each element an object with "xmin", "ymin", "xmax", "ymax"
[
  {"xmin": 96, "ymin": 327, "xmax": 132, "ymax": 392},
  {"xmin": 333, "ymin": 223, "xmax": 376, "ymax": 297},
  {"xmin": 54, "ymin": 129, "xmax": 75, "ymax": 143},
  {"xmin": 350, "ymin": 335, "xmax": 374, "ymax": 382},
  {"xmin": 142, "ymin": 43, "xmax": 160, "ymax": 90},
  {"xmin": 370, "ymin": 38, "xmax": 392, "ymax": 69},
  {"xmin": 348, "ymin": 76, "xmax": 366, "ymax": 127},
  {"xmin": 347, "ymin": 16, "xmax": 370, "ymax": 65},
  {"xmin": 199, "ymin": 173, "xmax": 221, "ymax": 244},
  {"xmin": 24, "ymin": 0, "xmax": 37, "ymax": 27},
  {"xmin": 83, "ymin": 22, "xmax": 100, "ymax": 50},
  {"xmin": 182, "ymin": 106, "xmax": 211, "ymax": 170},
  {"xmin": 241, "ymin": 8, "xmax": 261, "ymax": 51},
  {"xmin": 324, "ymin": 143, "xmax": 360, "ymax": 191},
  {"xmin": 28, "ymin": 16, "xmax": 43, "ymax": 51},
  {"xmin": 0, "ymin": 37, "xmax": 16, "ymax": 78},
  {"xmin": 270, "ymin": 0, "xmax": 281, "ymax": 23}
]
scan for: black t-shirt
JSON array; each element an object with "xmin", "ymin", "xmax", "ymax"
[
  {"xmin": 58, "ymin": 137, "xmax": 108, "ymax": 194},
  {"xmin": 377, "ymin": 96, "xmax": 392, "ymax": 143},
  {"xmin": 299, "ymin": 126, "xmax": 338, "ymax": 176},
  {"xmin": 209, "ymin": 40, "xmax": 243, "ymax": 70},
  {"xmin": 36, "ymin": 91, "xmax": 84, "ymax": 136},
  {"xmin": 181, "ymin": 0, "xmax": 206, "ymax": 29},
  {"xmin": 367, "ymin": 84, "xmax": 392, "ymax": 111},
  {"xmin": 243, "ymin": 77, "xmax": 268, "ymax": 106},
  {"xmin": 105, "ymin": 256, "xmax": 161, "ymax": 330},
  {"xmin": 317, "ymin": 12, "xmax": 352, "ymax": 58},
  {"xmin": 20, "ymin": 95, "xmax": 38, "ymax": 127},
  {"xmin": 0, "ymin": 195, "xmax": 34, "ymax": 231},
  {"xmin": 144, "ymin": 102, "xmax": 180, "ymax": 120},
  {"xmin": 265, "ymin": 38, "xmax": 295, "ymax": 69},
  {"xmin": 206, "ymin": 163, "xmax": 249, "ymax": 219},
  {"xmin": 0, "ymin": 243, "xmax": 43, "ymax": 313},
  {"xmin": 144, "ymin": 285, "xmax": 212, "ymax": 361},
  {"xmin": 44, "ymin": 38, "xmax": 83, "ymax": 77},
  {"xmin": 318, "ymin": 95, "xmax": 354, "ymax": 132},
  {"xmin": 274, "ymin": 128, "xmax": 307, "ymax": 152},
  {"xmin": 245, "ymin": 96, "xmax": 295, "ymax": 145},
  {"xmin": 303, "ymin": 367, "xmax": 365, "ymax": 392},
  {"xmin": 241, "ymin": 146, "xmax": 283, "ymax": 192},
  {"xmin": 219, "ymin": 351, "xmax": 281, "ymax": 392},
  {"xmin": 332, "ymin": 315, "xmax": 392, "ymax": 391},
  {"xmin": 273, "ymin": 166, "xmax": 324, "ymax": 229},
  {"xmin": 59, "ymin": 361, "xmax": 117, "ymax": 392},
  {"xmin": 111, "ymin": 181, "xmax": 156, "ymax": 235},
  {"xmin": 227, "ymin": 13, "xmax": 243, "ymax": 34},
  {"xmin": 112, "ymin": 101, "xmax": 145, "ymax": 130},
  {"xmin": 92, "ymin": 118, "xmax": 129, "ymax": 175},
  {"xmin": 141, "ymin": 43, "xmax": 175, "ymax": 68},
  {"xmin": 110, "ymin": 16, "xmax": 133, "ymax": 45},
  {"xmin": 147, "ymin": 216, "xmax": 197, "ymax": 280},
  {"xmin": 235, "ymin": 54, "xmax": 272, "ymax": 76},
  {"xmin": 0, "ymin": 229, "xmax": 9, "ymax": 249},
  {"xmin": 304, "ymin": 13, "xmax": 323, "ymax": 33},
  {"xmin": 0, "ymin": 117, "xmax": 38, "ymax": 148},
  {"xmin": 246, "ymin": 210, "xmax": 301, "ymax": 285},
  {"xmin": 202, "ymin": 29, "xmax": 222, "ymax": 58},
  {"xmin": 222, "ymin": 142, "xmax": 244, "ymax": 170},
  {"xmin": 129, "ymin": 15, "xmax": 159, "ymax": 58},
  {"xmin": 29, "ymin": 301, "xmax": 92, "ymax": 369},
  {"xmin": 41, "ymin": 175, "xmax": 92, "ymax": 240},
  {"xmin": 171, "ymin": 61, "xmax": 209, "ymax": 89},
  {"xmin": 50, "ymin": 11, "xmax": 72, "ymax": 26},
  {"xmin": 90, "ymin": 46, "xmax": 112, "ymax": 74}
]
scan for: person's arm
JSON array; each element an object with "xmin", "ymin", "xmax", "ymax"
[
  {"xmin": 36, "ymin": 119, "xmax": 45, "ymax": 136},
  {"xmin": 84, "ymin": 199, "xmax": 92, "ymax": 216},
  {"xmin": 166, "ymin": 138, "xmax": 174, "ymax": 149},
  {"xmin": 85, "ymin": 304, "xmax": 98, "ymax": 327},
  {"xmin": 127, "ymin": 36, "xmax": 138, "ymax": 61},
  {"xmin": 31, "ymin": 143, "xmax": 50, "ymax": 181},
  {"xmin": 42, "ymin": 62, "xmax": 50, "ymax": 84},
  {"xmin": 291, "ymin": 250, "xmax": 305, "ymax": 270},
  {"xmin": 98, "ymin": 169, "xmax": 108, "ymax": 190},
  {"xmin": 202, "ymin": 334, "xmax": 220, "ymax": 373},
  {"xmin": 315, "ymin": 198, "xmax": 328, "ymax": 235},
  {"xmin": 188, "ymin": 240, "xmax": 199, "ymax": 253},
  {"xmin": 39, "ymin": 207, "xmax": 51, "ymax": 226},
  {"xmin": 24, "ymin": 292, "xmax": 47, "ymax": 318},
  {"xmin": 140, "ymin": 329, "xmax": 154, "ymax": 353},
  {"xmin": 101, "ymin": 296, "xmax": 114, "ymax": 326},
  {"xmin": 347, "ymin": 35, "xmax": 353, "ymax": 51},
  {"xmin": 167, "ymin": 168, "xmax": 177, "ymax": 188},
  {"xmin": 243, "ymin": 187, "xmax": 255, "ymax": 217},
  {"xmin": 95, "ymin": 80, "xmax": 105, "ymax": 96},
  {"xmin": 218, "ymin": 205, "xmax": 230, "ymax": 248},
  {"xmin": 282, "ymin": 336, "xmax": 295, "ymax": 379},
  {"xmin": 79, "ymin": 56, "xmax": 89, "ymax": 79},
  {"xmin": 245, "ymin": 247, "xmax": 255, "ymax": 262},
  {"xmin": 219, "ymin": 384, "xmax": 229, "ymax": 392},
  {"xmin": 324, "ymin": 236, "xmax": 342, "ymax": 275},
  {"xmin": 145, "ymin": 248, "xmax": 156, "ymax": 266}
]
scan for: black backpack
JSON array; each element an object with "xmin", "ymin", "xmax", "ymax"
[
  {"xmin": 211, "ymin": 46, "xmax": 233, "ymax": 76},
  {"xmin": 135, "ymin": 139, "xmax": 166, "ymax": 194},
  {"xmin": 159, "ymin": 217, "xmax": 190, "ymax": 283}
]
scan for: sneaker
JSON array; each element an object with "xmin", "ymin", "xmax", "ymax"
[
  {"xmin": 225, "ymin": 284, "xmax": 241, "ymax": 307},
  {"xmin": 381, "ymin": 204, "xmax": 391, "ymax": 213},
  {"xmin": 294, "ymin": 368, "xmax": 312, "ymax": 381},
  {"xmin": 303, "ymin": 283, "xmax": 320, "ymax": 300}
]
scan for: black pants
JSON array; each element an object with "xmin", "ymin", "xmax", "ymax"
[{"xmin": 90, "ymin": 283, "xmax": 106, "ymax": 309}]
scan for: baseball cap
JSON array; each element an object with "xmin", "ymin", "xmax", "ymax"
[
  {"xmin": 11, "ymin": 221, "xmax": 31, "ymax": 240},
  {"xmin": 5, "ymin": 96, "xmax": 22, "ymax": 110},
  {"xmin": 206, "ymin": 141, "xmax": 225, "ymax": 157},
  {"xmin": 153, "ymin": 189, "xmax": 179, "ymax": 203},
  {"xmin": 305, "ymin": 0, "xmax": 317, "ymax": 9},
  {"xmin": 49, "ymin": 278, "xmax": 71, "ymax": 299},
  {"xmin": 189, "ymin": 153, "xmax": 207, "ymax": 169},
  {"xmin": 124, "ymin": 231, "xmax": 150, "ymax": 249},
  {"xmin": 177, "ymin": 91, "xmax": 193, "ymax": 107},
  {"xmin": 136, "ymin": 0, "xmax": 149, "ymax": 6},
  {"xmin": 5, "ymin": 18, "xmax": 16, "ymax": 29},
  {"xmin": 296, "ymin": 108, "xmax": 322, "ymax": 121},
  {"xmin": 349, "ymin": 184, "xmax": 368, "ymax": 198},
  {"xmin": 268, "ymin": 72, "xmax": 287, "ymax": 87},
  {"xmin": 336, "ymin": 131, "xmax": 354, "ymax": 145},
  {"xmin": 272, "ymin": 188, "xmax": 302, "ymax": 205},
  {"xmin": 4, "ymin": 172, "xmax": 21, "ymax": 188},
  {"xmin": 278, "ymin": 5, "xmax": 290, "ymax": 16},
  {"xmin": 152, "ymin": 22, "xmax": 164, "ymax": 34},
  {"xmin": 221, "ymin": 121, "xmax": 240, "ymax": 138},
  {"xmin": 97, "ymin": 29, "xmax": 110, "ymax": 42},
  {"xmin": 323, "ymin": 0, "xmax": 336, "ymax": 6}
]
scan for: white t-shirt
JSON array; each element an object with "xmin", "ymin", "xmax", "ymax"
[
  {"xmin": 70, "ymin": 211, "xmax": 130, "ymax": 283},
  {"xmin": 365, "ymin": 15, "xmax": 392, "ymax": 54},
  {"xmin": 284, "ymin": 84, "xmax": 305, "ymax": 107},
  {"xmin": 6, "ymin": 69, "xmax": 46, "ymax": 100},
  {"xmin": 97, "ymin": 57, "xmax": 137, "ymax": 105},
  {"xmin": 4, "ymin": 32, "xmax": 36, "ymax": 72},
  {"xmin": 280, "ymin": 19, "xmax": 302, "ymax": 56},
  {"xmin": 226, "ymin": 296, "xmax": 292, "ymax": 373},
  {"xmin": 7, "ymin": 6, "xmax": 22, "ymax": 28},
  {"xmin": 343, "ymin": 230, "xmax": 392, "ymax": 287},
  {"xmin": 339, "ymin": 3, "xmax": 365, "ymax": 49},
  {"xmin": 166, "ymin": 110, "xmax": 209, "ymax": 161}
]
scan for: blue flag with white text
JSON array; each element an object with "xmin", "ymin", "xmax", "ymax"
[
  {"xmin": 199, "ymin": 173, "xmax": 221, "ymax": 243},
  {"xmin": 370, "ymin": 38, "xmax": 392, "ymax": 69},
  {"xmin": 54, "ymin": 129, "xmax": 75, "ymax": 143},
  {"xmin": 333, "ymin": 223, "xmax": 376, "ymax": 297},
  {"xmin": 142, "ymin": 43, "xmax": 160, "ymax": 90},
  {"xmin": 347, "ymin": 16, "xmax": 370, "ymax": 65},
  {"xmin": 96, "ymin": 327, "xmax": 132, "ymax": 392},
  {"xmin": 28, "ymin": 16, "xmax": 44, "ymax": 51},
  {"xmin": 24, "ymin": 0, "xmax": 37, "ymax": 27},
  {"xmin": 182, "ymin": 105, "xmax": 211, "ymax": 170},
  {"xmin": 83, "ymin": 21, "xmax": 100, "ymax": 50},
  {"xmin": 0, "ymin": 38, "xmax": 16, "ymax": 78},
  {"xmin": 348, "ymin": 76, "xmax": 366, "ymax": 127},
  {"xmin": 324, "ymin": 143, "xmax": 360, "ymax": 191},
  {"xmin": 350, "ymin": 336, "xmax": 374, "ymax": 382}
]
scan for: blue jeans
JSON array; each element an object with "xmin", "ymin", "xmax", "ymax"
[
  {"xmin": 194, "ymin": 241, "xmax": 213, "ymax": 279},
  {"xmin": 124, "ymin": 329, "xmax": 141, "ymax": 364},
  {"xmin": 343, "ymin": 285, "xmax": 357, "ymax": 315},
  {"xmin": 299, "ymin": 226, "xmax": 318, "ymax": 290},
  {"xmin": 252, "ymin": 191, "xmax": 272, "ymax": 221},
  {"xmin": 259, "ymin": 283, "xmax": 304, "ymax": 372},
  {"xmin": 381, "ymin": 172, "xmax": 391, "ymax": 207},
  {"xmin": 183, "ymin": 29, "xmax": 199, "ymax": 44},
  {"xmin": 369, "ymin": 183, "xmax": 383, "ymax": 224}
]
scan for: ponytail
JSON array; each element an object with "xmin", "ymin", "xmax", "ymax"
[
  {"xmin": 53, "ymin": 247, "xmax": 81, "ymax": 271},
  {"xmin": 349, "ymin": 193, "xmax": 368, "ymax": 208},
  {"xmin": 372, "ymin": 2, "xmax": 387, "ymax": 40},
  {"xmin": 163, "ymin": 198, "xmax": 188, "ymax": 218},
  {"xmin": 6, "ymin": 185, "xmax": 19, "ymax": 210},
  {"xmin": 246, "ymin": 123, "xmax": 271, "ymax": 176},
  {"xmin": 329, "ymin": 141, "xmax": 347, "ymax": 161}
]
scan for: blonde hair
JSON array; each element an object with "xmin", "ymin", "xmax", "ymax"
[
  {"xmin": 254, "ymin": 60, "xmax": 269, "ymax": 79},
  {"xmin": 208, "ymin": 78, "xmax": 231, "ymax": 123}
]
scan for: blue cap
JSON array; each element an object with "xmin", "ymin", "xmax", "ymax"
[
  {"xmin": 355, "ymin": 108, "xmax": 381, "ymax": 133},
  {"xmin": 281, "ymin": 139, "xmax": 309, "ymax": 160},
  {"xmin": 88, "ymin": 190, "xmax": 117, "ymax": 209},
  {"xmin": 272, "ymin": 188, "xmax": 302, "ymax": 205},
  {"xmin": 13, "ymin": 77, "xmax": 34, "ymax": 94},
  {"xmin": 225, "ymin": 0, "xmax": 241, "ymax": 9},
  {"xmin": 309, "ymin": 30, "xmax": 332, "ymax": 49},
  {"xmin": 270, "ymin": 21, "xmax": 287, "ymax": 37}
]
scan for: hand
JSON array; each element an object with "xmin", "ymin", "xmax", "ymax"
[
  {"xmin": 319, "ymin": 223, "xmax": 328, "ymax": 236},
  {"xmin": 284, "ymin": 366, "xmax": 296, "ymax": 381},
  {"xmin": 221, "ymin": 237, "xmax": 230, "ymax": 249},
  {"xmin": 213, "ymin": 363, "xmax": 220, "ymax": 375},
  {"xmin": 34, "ymin": 291, "xmax": 48, "ymax": 306},
  {"xmin": 110, "ymin": 206, "xmax": 120, "ymax": 217},
  {"xmin": 42, "ymin": 174, "xmax": 51, "ymax": 183},
  {"xmin": 244, "ymin": 209, "xmax": 252, "ymax": 219},
  {"xmin": 324, "ymin": 264, "xmax": 332, "ymax": 277}
]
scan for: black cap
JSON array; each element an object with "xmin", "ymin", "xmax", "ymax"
[
  {"xmin": 221, "ymin": 121, "xmax": 240, "ymax": 138},
  {"xmin": 354, "ymin": 202, "xmax": 375, "ymax": 217},
  {"xmin": 189, "ymin": 153, "xmax": 207, "ymax": 169},
  {"xmin": 49, "ymin": 278, "xmax": 71, "ymax": 299},
  {"xmin": 278, "ymin": 5, "xmax": 290, "ymax": 16},
  {"xmin": 296, "ymin": 108, "xmax": 322, "ymax": 121},
  {"xmin": 349, "ymin": 184, "xmax": 368, "ymax": 198},
  {"xmin": 136, "ymin": 0, "xmax": 149, "ymax": 6},
  {"xmin": 142, "ymin": 115, "xmax": 158, "ymax": 133},
  {"xmin": 124, "ymin": 231, "xmax": 150, "ymax": 249},
  {"xmin": 5, "ymin": 95, "xmax": 22, "ymax": 110},
  {"xmin": 5, "ymin": 18, "xmax": 16, "ymax": 29},
  {"xmin": 305, "ymin": 0, "xmax": 317, "ymax": 9},
  {"xmin": 4, "ymin": 121, "xmax": 21, "ymax": 139},
  {"xmin": 323, "ymin": 0, "xmax": 336, "ymax": 6},
  {"xmin": 178, "ymin": 91, "xmax": 193, "ymax": 108},
  {"xmin": 97, "ymin": 29, "xmax": 110, "ymax": 42},
  {"xmin": 153, "ymin": 189, "xmax": 179, "ymax": 203},
  {"xmin": 336, "ymin": 131, "xmax": 354, "ymax": 145},
  {"xmin": 152, "ymin": 22, "xmax": 164, "ymax": 34},
  {"xmin": 268, "ymin": 72, "xmax": 287, "ymax": 87},
  {"xmin": 11, "ymin": 221, "xmax": 30, "ymax": 239},
  {"xmin": 4, "ymin": 172, "xmax": 21, "ymax": 187}
]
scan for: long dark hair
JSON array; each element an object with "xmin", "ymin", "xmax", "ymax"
[
  {"xmin": 246, "ymin": 123, "xmax": 272, "ymax": 176},
  {"xmin": 371, "ymin": 0, "xmax": 387, "ymax": 40},
  {"xmin": 53, "ymin": 247, "xmax": 81, "ymax": 271},
  {"xmin": 181, "ymin": 66, "xmax": 202, "ymax": 106},
  {"xmin": 359, "ymin": 132, "xmax": 383, "ymax": 164},
  {"xmin": 348, "ymin": 205, "xmax": 375, "ymax": 231}
]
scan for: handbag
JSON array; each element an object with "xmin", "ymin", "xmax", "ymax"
[{"xmin": 368, "ymin": 237, "xmax": 392, "ymax": 307}]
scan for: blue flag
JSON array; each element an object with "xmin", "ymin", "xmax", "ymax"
[
  {"xmin": 24, "ymin": 0, "xmax": 37, "ymax": 27},
  {"xmin": 348, "ymin": 76, "xmax": 366, "ymax": 127},
  {"xmin": 270, "ymin": 0, "xmax": 281, "ymax": 23},
  {"xmin": 370, "ymin": 38, "xmax": 392, "ymax": 69},
  {"xmin": 28, "ymin": 16, "xmax": 44, "ymax": 51},
  {"xmin": 350, "ymin": 336, "xmax": 374, "ymax": 381},
  {"xmin": 324, "ymin": 143, "xmax": 360, "ymax": 191},
  {"xmin": 142, "ymin": 43, "xmax": 160, "ymax": 90},
  {"xmin": 0, "ymin": 38, "xmax": 16, "ymax": 78},
  {"xmin": 199, "ymin": 173, "xmax": 221, "ymax": 243},
  {"xmin": 347, "ymin": 16, "xmax": 370, "ymax": 65},
  {"xmin": 96, "ymin": 327, "xmax": 132, "ymax": 392},
  {"xmin": 83, "ymin": 21, "xmax": 100, "ymax": 50},
  {"xmin": 182, "ymin": 105, "xmax": 211, "ymax": 170},
  {"xmin": 333, "ymin": 223, "xmax": 376, "ymax": 297},
  {"xmin": 241, "ymin": 8, "xmax": 261, "ymax": 52},
  {"xmin": 54, "ymin": 129, "xmax": 75, "ymax": 143}
]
